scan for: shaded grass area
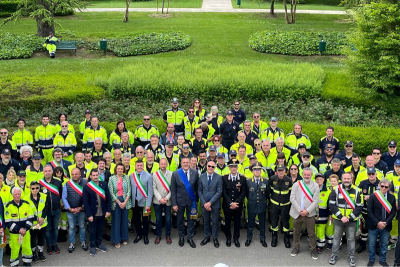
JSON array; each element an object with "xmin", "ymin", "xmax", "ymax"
[
  {"xmin": 87, "ymin": 0, "xmax": 203, "ymax": 8},
  {"xmin": 232, "ymin": 0, "xmax": 344, "ymax": 10}
]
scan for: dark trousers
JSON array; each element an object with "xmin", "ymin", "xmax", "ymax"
[
  {"xmin": 248, "ymin": 212, "xmax": 266, "ymax": 241},
  {"xmin": 89, "ymin": 216, "xmax": 105, "ymax": 248},
  {"xmin": 45, "ymin": 209, "xmax": 60, "ymax": 247},
  {"xmin": 154, "ymin": 204, "xmax": 172, "ymax": 237},
  {"xmin": 31, "ymin": 227, "xmax": 46, "ymax": 252},
  {"xmin": 270, "ymin": 203, "xmax": 290, "ymax": 232},
  {"xmin": 133, "ymin": 200, "xmax": 149, "ymax": 237},
  {"xmin": 224, "ymin": 206, "xmax": 242, "ymax": 240},
  {"xmin": 177, "ymin": 205, "xmax": 195, "ymax": 239},
  {"xmin": 202, "ymin": 206, "xmax": 220, "ymax": 240}
]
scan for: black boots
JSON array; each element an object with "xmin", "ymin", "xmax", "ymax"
[
  {"xmin": 271, "ymin": 231, "xmax": 278, "ymax": 247},
  {"xmin": 284, "ymin": 233, "xmax": 291, "ymax": 248}
]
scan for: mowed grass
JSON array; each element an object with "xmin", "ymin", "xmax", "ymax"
[
  {"xmin": 232, "ymin": 0, "xmax": 344, "ymax": 10},
  {"xmin": 0, "ymin": 12, "xmax": 355, "ymax": 109},
  {"xmin": 87, "ymin": 0, "xmax": 203, "ymax": 8}
]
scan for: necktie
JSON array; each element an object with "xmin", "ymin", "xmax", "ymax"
[
  {"xmin": 256, "ymin": 179, "xmax": 259, "ymax": 186},
  {"xmin": 185, "ymin": 171, "xmax": 189, "ymax": 181},
  {"xmin": 208, "ymin": 176, "xmax": 211, "ymax": 186}
]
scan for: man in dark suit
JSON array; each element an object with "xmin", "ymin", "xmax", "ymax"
[
  {"xmin": 198, "ymin": 160, "xmax": 223, "ymax": 248},
  {"xmin": 96, "ymin": 158, "xmax": 111, "ymax": 183},
  {"xmin": 171, "ymin": 157, "xmax": 199, "ymax": 248},
  {"xmin": 367, "ymin": 178, "xmax": 396, "ymax": 267},
  {"xmin": 222, "ymin": 159, "xmax": 246, "ymax": 247},
  {"xmin": 130, "ymin": 160, "xmax": 153, "ymax": 245},
  {"xmin": 246, "ymin": 162, "xmax": 269, "ymax": 248},
  {"xmin": 83, "ymin": 169, "xmax": 111, "ymax": 256},
  {"xmin": 48, "ymin": 148, "xmax": 72, "ymax": 178}
]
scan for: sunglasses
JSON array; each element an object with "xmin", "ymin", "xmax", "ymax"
[
  {"xmin": 253, "ymin": 116, "xmax": 259, "ymax": 118},
  {"xmin": 372, "ymin": 152, "xmax": 380, "ymax": 155},
  {"xmin": 302, "ymin": 156, "xmax": 310, "ymax": 158},
  {"xmin": 368, "ymin": 173, "xmax": 376, "ymax": 176},
  {"xmin": 214, "ymin": 140, "xmax": 220, "ymax": 142},
  {"xmin": 143, "ymin": 118, "xmax": 150, "ymax": 121},
  {"xmin": 389, "ymin": 146, "xmax": 396, "ymax": 148},
  {"xmin": 290, "ymin": 168, "xmax": 298, "ymax": 171},
  {"xmin": 188, "ymin": 111, "xmax": 194, "ymax": 113},
  {"xmin": 194, "ymin": 101, "xmax": 200, "ymax": 104},
  {"xmin": 183, "ymin": 146, "xmax": 190, "ymax": 149},
  {"xmin": 31, "ymin": 187, "xmax": 40, "ymax": 190},
  {"xmin": 207, "ymin": 165, "xmax": 215, "ymax": 168},
  {"xmin": 325, "ymin": 148, "xmax": 333, "ymax": 151},
  {"xmin": 61, "ymin": 125, "xmax": 68, "ymax": 128},
  {"xmin": 345, "ymin": 145, "xmax": 353, "ymax": 148},
  {"xmin": 380, "ymin": 185, "xmax": 389, "ymax": 189}
]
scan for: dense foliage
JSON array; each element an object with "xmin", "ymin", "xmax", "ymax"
[
  {"xmin": 0, "ymin": 33, "xmax": 43, "ymax": 59},
  {"xmin": 249, "ymin": 31, "xmax": 348, "ymax": 55},
  {"xmin": 94, "ymin": 60, "xmax": 325, "ymax": 101}
]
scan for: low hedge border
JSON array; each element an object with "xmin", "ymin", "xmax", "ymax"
[
  {"xmin": 249, "ymin": 31, "xmax": 348, "ymax": 56},
  {"xmin": 14, "ymin": 120, "xmax": 400, "ymax": 156}
]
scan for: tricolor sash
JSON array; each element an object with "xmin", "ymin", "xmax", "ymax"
[
  {"xmin": 338, "ymin": 185, "xmax": 355, "ymax": 210},
  {"xmin": 39, "ymin": 178, "xmax": 60, "ymax": 196},
  {"xmin": 68, "ymin": 180, "xmax": 83, "ymax": 196},
  {"xmin": 87, "ymin": 181, "xmax": 106, "ymax": 200},
  {"xmin": 50, "ymin": 160, "xmax": 68, "ymax": 178},
  {"xmin": 178, "ymin": 169, "xmax": 197, "ymax": 219},
  {"xmin": 155, "ymin": 170, "xmax": 170, "ymax": 193},
  {"xmin": 99, "ymin": 172, "xmax": 105, "ymax": 182},
  {"xmin": 374, "ymin": 190, "xmax": 391, "ymax": 214},
  {"xmin": 299, "ymin": 180, "xmax": 313, "ymax": 203},
  {"xmin": 132, "ymin": 172, "xmax": 148, "ymax": 199}
]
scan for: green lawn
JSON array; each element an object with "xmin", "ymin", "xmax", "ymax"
[
  {"xmin": 0, "ymin": 12, "xmax": 359, "ymax": 115},
  {"xmin": 232, "ymin": 0, "xmax": 344, "ymax": 10},
  {"xmin": 87, "ymin": 0, "xmax": 203, "ymax": 8}
]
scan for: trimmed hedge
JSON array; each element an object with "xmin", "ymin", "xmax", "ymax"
[
  {"xmin": 18, "ymin": 119, "xmax": 400, "ymax": 156},
  {"xmin": 95, "ymin": 32, "xmax": 191, "ymax": 57},
  {"xmin": 0, "ymin": 74, "xmax": 104, "ymax": 110},
  {"xmin": 0, "ymin": 33, "xmax": 43, "ymax": 59},
  {"xmin": 249, "ymin": 31, "xmax": 348, "ymax": 56},
  {"xmin": 94, "ymin": 60, "xmax": 325, "ymax": 102}
]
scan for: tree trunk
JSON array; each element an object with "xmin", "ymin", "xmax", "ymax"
[
  {"xmin": 270, "ymin": 0, "xmax": 275, "ymax": 14},
  {"xmin": 162, "ymin": 0, "xmax": 165, "ymax": 14},
  {"xmin": 290, "ymin": 0, "xmax": 294, "ymax": 23},
  {"xmin": 283, "ymin": 0, "xmax": 290, "ymax": 24},
  {"xmin": 292, "ymin": 0, "xmax": 297, "ymax": 23},
  {"xmin": 36, "ymin": 15, "xmax": 54, "ymax": 37},
  {"xmin": 123, "ymin": 0, "xmax": 130, "ymax": 22}
]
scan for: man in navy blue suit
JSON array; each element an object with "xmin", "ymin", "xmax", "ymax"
[{"xmin": 83, "ymin": 169, "xmax": 111, "ymax": 256}]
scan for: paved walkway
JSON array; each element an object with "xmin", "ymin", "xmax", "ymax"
[{"xmin": 81, "ymin": 7, "xmax": 346, "ymax": 14}]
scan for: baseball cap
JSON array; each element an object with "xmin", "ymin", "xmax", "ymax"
[
  {"xmin": 367, "ymin": 167, "xmax": 376, "ymax": 174},
  {"xmin": 209, "ymin": 145, "xmax": 217, "ymax": 151},
  {"xmin": 302, "ymin": 151, "xmax": 311, "ymax": 157},
  {"xmin": 315, "ymin": 173, "xmax": 324, "ymax": 179},
  {"xmin": 85, "ymin": 109, "xmax": 92, "ymax": 114},
  {"xmin": 276, "ymin": 164, "xmax": 285, "ymax": 171},
  {"xmin": 165, "ymin": 141, "xmax": 174, "ymax": 147},
  {"xmin": 395, "ymin": 159, "xmax": 400, "ymax": 166},
  {"xmin": 1, "ymin": 149, "xmax": 10, "ymax": 155},
  {"xmin": 298, "ymin": 143, "xmax": 306, "ymax": 149},
  {"xmin": 325, "ymin": 144, "xmax": 334, "ymax": 149},
  {"xmin": 171, "ymin": 97, "xmax": 178, "ymax": 103},
  {"xmin": 32, "ymin": 153, "xmax": 42, "ymax": 160},
  {"xmin": 17, "ymin": 170, "xmax": 26, "ymax": 177},
  {"xmin": 344, "ymin": 140, "xmax": 353, "ymax": 146},
  {"xmin": 228, "ymin": 150, "xmax": 237, "ymax": 156},
  {"xmin": 226, "ymin": 110, "xmax": 233, "ymax": 116},
  {"xmin": 270, "ymin": 117, "xmax": 277, "ymax": 122},
  {"xmin": 217, "ymin": 153, "xmax": 225, "ymax": 158},
  {"xmin": 248, "ymin": 154, "xmax": 256, "ymax": 160},
  {"xmin": 389, "ymin": 140, "xmax": 397, "ymax": 147}
]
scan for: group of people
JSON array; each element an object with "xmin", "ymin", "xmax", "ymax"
[{"xmin": 0, "ymin": 98, "xmax": 399, "ymax": 267}]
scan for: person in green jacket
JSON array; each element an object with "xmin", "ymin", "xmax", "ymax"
[{"xmin": 43, "ymin": 32, "xmax": 59, "ymax": 58}]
